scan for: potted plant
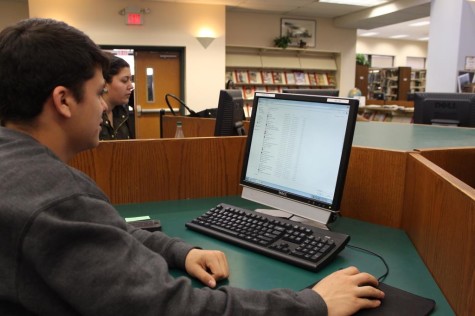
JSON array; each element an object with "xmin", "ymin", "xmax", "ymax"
[
  {"xmin": 273, "ymin": 36, "xmax": 292, "ymax": 49},
  {"xmin": 356, "ymin": 54, "xmax": 369, "ymax": 66}
]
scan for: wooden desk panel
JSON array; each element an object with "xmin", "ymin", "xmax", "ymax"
[
  {"xmin": 69, "ymin": 137, "xmax": 247, "ymax": 204},
  {"xmin": 340, "ymin": 147, "xmax": 407, "ymax": 228},
  {"xmin": 69, "ymin": 138, "xmax": 407, "ymax": 228},
  {"xmin": 403, "ymin": 153, "xmax": 475, "ymax": 316},
  {"xmin": 161, "ymin": 116, "xmax": 216, "ymax": 138},
  {"xmin": 418, "ymin": 147, "xmax": 475, "ymax": 189}
]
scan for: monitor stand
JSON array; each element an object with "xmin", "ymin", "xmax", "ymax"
[{"xmin": 255, "ymin": 208, "xmax": 330, "ymax": 230}]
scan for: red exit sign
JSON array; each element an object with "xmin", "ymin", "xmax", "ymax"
[{"xmin": 127, "ymin": 13, "xmax": 143, "ymax": 25}]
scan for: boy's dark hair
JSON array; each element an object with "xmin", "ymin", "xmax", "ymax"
[
  {"xmin": 104, "ymin": 53, "xmax": 130, "ymax": 84},
  {"xmin": 0, "ymin": 18, "xmax": 109, "ymax": 123}
]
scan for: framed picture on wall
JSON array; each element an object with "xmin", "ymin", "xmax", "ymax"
[{"xmin": 281, "ymin": 18, "xmax": 316, "ymax": 48}]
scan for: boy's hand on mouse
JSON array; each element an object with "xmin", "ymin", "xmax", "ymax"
[
  {"xmin": 312, "ymin": 266, "xmax": 385, "ymax": 316},
  {"xmin": 185, "ymin": 249, "xmax": 230, "ymax": 288}
]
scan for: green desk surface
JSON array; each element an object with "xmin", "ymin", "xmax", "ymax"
[
  {"xmin": 116, "ymin": 196, "xmax": 454, "ymax": 315},
  {"xmin": 354, "ymin": 121, "xmax": 475, "ymax": 150}
]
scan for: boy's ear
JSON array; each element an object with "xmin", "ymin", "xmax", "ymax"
[{"xmin": 51, "ymin": 86, "xmax": 73, "ymax": 118}]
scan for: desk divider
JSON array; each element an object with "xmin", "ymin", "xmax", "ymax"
[
  {"xmin": 69, "ymin": 137, "xmax": 247, "ymax": 204},
  {"xmin": 403, "ymin": 149, "xmax": 475, "ymax": 316},
  {"xmin": 417, "ymin": 147, "xmax": 475, "ymax": 188}
]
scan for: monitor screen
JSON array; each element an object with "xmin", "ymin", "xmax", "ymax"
[
  {"xmin": 282, "ymin": 88, "xmax": 339, "ymax": 97},
  {"xmin": 214, "ymin": 89, "xmax": 246, "ymax": 136},
  {"xmin": 240, "ymin": 92, "xmax": 359, "ymax": 228},
  {"xmin": 413, "ymin": 92, "xmax": 475, "ymax": 127}
]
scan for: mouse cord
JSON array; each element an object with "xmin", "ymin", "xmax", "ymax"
[{"xmin": 346, "ymin": 244, "xmax": 389, "ymax": 283}]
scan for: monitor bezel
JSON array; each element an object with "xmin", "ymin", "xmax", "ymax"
[
  {"xmin": 239, "ymin": 92, "xmax": 359, "ymax": 225},
  {"xmin": 282, "ymin": 88, "xmax": 340, "ymax": 97}
]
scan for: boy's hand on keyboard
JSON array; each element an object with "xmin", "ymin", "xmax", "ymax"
[
  {"xmin": 312, "ymin": 266, "xmax": 385, "ymax": 316},
  {"xmin": 185, "ymin": 249, "xmax": 230, "ymax": 288}
]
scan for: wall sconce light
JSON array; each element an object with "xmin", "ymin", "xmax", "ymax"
[
  {"xmin": 196, "ymin": 36, "xmax": 215, "ymax": 49},
  {"xmin": 196, "ymin": 27, "xmax": 216, "ymax": 49}
]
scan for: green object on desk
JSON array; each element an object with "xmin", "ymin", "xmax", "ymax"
[
  {"xmin": 115, "ymin": 196, "xmax": 454, "ymax": 315},
  {"xmin": 124, "ymin": 215, "xmax": 150, "ymax": 222}
]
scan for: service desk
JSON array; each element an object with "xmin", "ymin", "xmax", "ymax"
[{"xmin": 115, "ymin": 196, "xmax": 454, "ymax": 315}]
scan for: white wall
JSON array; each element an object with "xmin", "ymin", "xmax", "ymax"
[
  {"xmin": 226, "ymin": 11, "xmax": 357, "ymax": 97},
  {"xmin": 357, "ymin": 36, "xmax": 428, "ymax": 67},
  {"xmin": 26, "ymin": 0, "xmax": 225, "ymax": 111}
]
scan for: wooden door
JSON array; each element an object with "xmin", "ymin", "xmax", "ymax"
[{"xmin": 134, "ymin": 51, "xmax": 181, "ymax": 138}]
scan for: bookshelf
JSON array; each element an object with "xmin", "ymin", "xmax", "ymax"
[
  {"xmin": 226, "ymin": 45, "xmax": 339, "ymax": 110},
  {"xmin": 410, "ymin": 69, "xmax": 426, "ymax": 94},
  {"xmin": 368, "ymin": 67, "xmax": 412, "ymax": 101}
]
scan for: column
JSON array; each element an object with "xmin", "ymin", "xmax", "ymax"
[{"xmin": 425, "ymin": 0, "xmax": 475, "ymax": 92}]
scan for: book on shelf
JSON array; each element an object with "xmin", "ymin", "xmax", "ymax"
[
  {"xmin": 294, "ymin": 71, "xmax": 309, "ymax": 85},
  {"xmin": 272, "ymin": 71, "xmax": 285, "ymax": 84},
  {"xmin": 372, "ymin": 112, "xmax": 387, "ymax": 122},
  {"xmin": 362, "ymin": 111, "xmax": 375, "ymax": 121},
  {"xmin": 262, "ymin": 71, "xmax": 274, "ymax": 84},
  {"xmin": 248, "ymin": 70, "xmax": 262, "ymax": 84},
  {"xmin": 285, "ymin": 72, "xmax": 296, "ymax": 85},
  {"xmin": 242, "ymin": 86, "xmax": 255, "ymax": 100},
  {"xmin": 244, "ymin": 102, "xmax": 252, "ymax": 118},
  {"xmin": 235, "ymin": 70, "xmax": 249, "ymax": 84},
  {"xmin": 308, "ymin": 73, "xmax": 317, "ymax": 86},
  {"xmin": 254, "ymin": 86, "xmax": 267, "ymax": 93},
  {"xmin": 315, "ymin": 73, "xmax": 329, "ymax": 85},
  {"xmin": 226, "ymin": 71, "xmax": 236, "ymax": 83},
  {"xmin": 326, "ymin": 73, "xmax": 336, "ymax": 86},
  {"xmin": 266, "ymin": 86, "xmax": 280, "ymax": 93}
]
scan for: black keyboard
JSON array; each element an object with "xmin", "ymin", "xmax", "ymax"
[{"xmin": 185, "ymin": 203, "xmax": 350, "ymax": 271}]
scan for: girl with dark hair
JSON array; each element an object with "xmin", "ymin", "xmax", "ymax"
[{"xmin": 100, "ymin": 54, "xmax": 135, "ymax": 140}]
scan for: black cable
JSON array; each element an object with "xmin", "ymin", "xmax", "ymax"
[
  {"xmin": 165, "ymin": 93, "xmax": 197, "ymax": 116},
  {"xmin": 346, "ymin": 244, "xmax": 389, "ymax": 282}
]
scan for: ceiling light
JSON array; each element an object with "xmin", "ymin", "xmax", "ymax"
[
  {"xmin": 360, "ymin": 32, "xmax": 379, "ymax": 37},
  {"xmin": 410, "ymin": 21, "xmax": 430, "ymax": 27},
  {"xmin": 390, "ymin": 35, "xmax": 409, "ymax": 39},
  {"xmin": 319, "ymin": 0, "xmax": 389, "ymax": 6},
  {"xmin": 418, "ymin": 37, "xmax": 429, "ymax": 41}
]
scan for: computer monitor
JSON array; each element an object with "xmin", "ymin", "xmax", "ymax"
[
  {"xmin": 214, "ymin": 89, "xmax": 246, "ymax": 136},
  {"xmin": 282, "ymin": 88, "xmax": 339, "ymax": 97},
  {"xmin": 413, "ymin": 92, "xmax": 475, "ymax": 127},
  {"xmin": 240, "ymin": 92, "xmax": 359, "ymax": 229},
  {"xmin": 457, "ymin": 73, "xmax": 470, "ymax": 93}
]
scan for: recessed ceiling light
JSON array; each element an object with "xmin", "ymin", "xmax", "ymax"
[
  {"xmin": 360, "ymin": 32, "xmax": 379, "ymax": 37},
  {"xmin": 410, "ymin": 21, "xmax": 430, "ymax": 27},
  {"xmin": 319, "ymin": 0, "xmax": 388, "ymax": 6},
  {"xmin": 390, "ymin": 35, "xmax": 409, "ymax": 39}
]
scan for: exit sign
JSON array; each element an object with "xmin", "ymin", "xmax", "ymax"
[{"xmin": 126, "ymin": 13, "xmax": 143, "ymax": 25}]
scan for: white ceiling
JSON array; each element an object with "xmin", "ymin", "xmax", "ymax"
[{"xmin": 148, "ymin": 0, "xmax": 432, "ymax": 41}]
